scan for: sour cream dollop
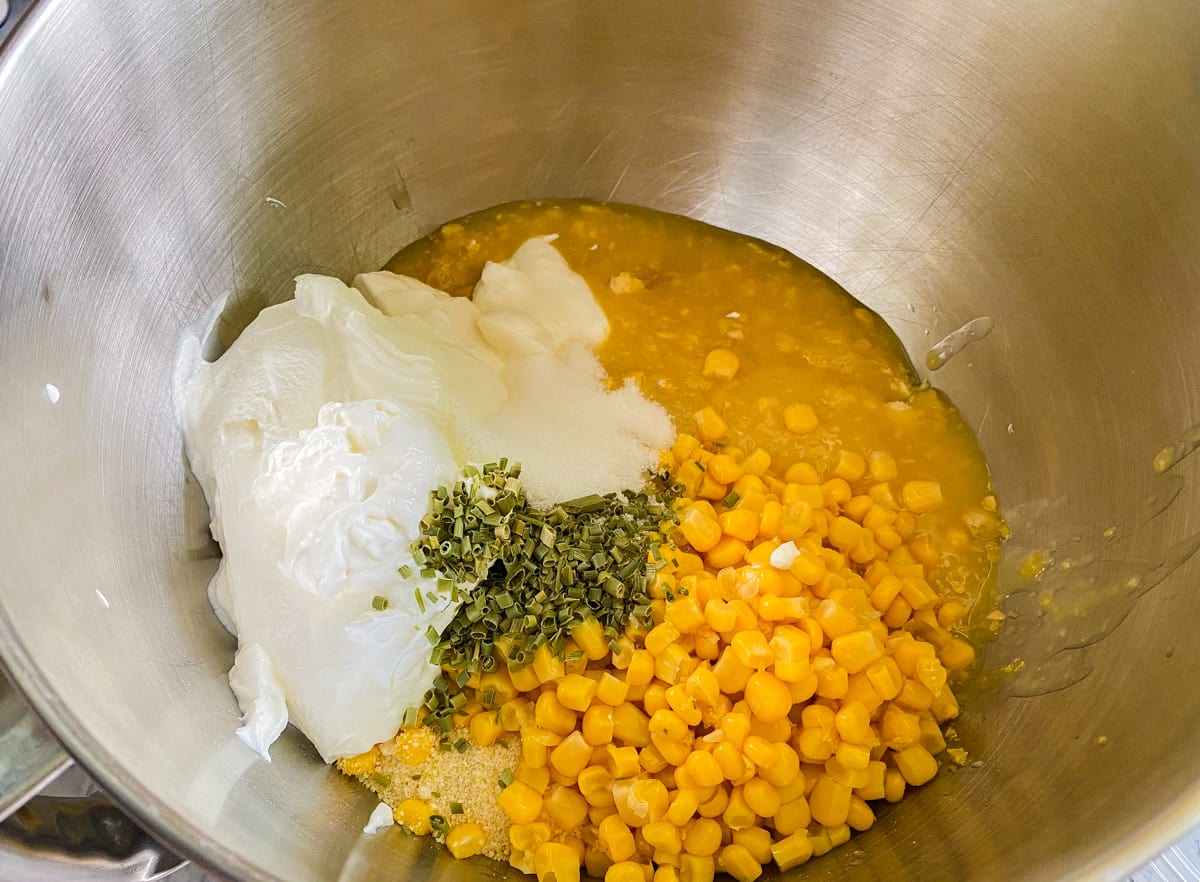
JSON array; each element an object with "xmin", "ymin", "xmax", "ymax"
[{"xmin": 180, "ymin": 238, "xmax": 672, "ymax": 762}]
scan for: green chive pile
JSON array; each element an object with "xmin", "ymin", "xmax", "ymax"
[{"xmin": 410, "ymin": 460, "xmax": 678, "ymax": 724}]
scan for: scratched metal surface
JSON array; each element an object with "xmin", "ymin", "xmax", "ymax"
[{"xmin": 1, "ymin": 1, "xmax": 1200, "ymax": 881}]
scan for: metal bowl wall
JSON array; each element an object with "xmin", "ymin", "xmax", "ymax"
[{"xmin": 1, "ymin": 1, "xmax": 1199, "ymax": 880}]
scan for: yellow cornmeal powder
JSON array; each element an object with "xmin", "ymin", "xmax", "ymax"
[{"xmin": 348, "ymin": 726, "xmax": 518, "ymax": 861}]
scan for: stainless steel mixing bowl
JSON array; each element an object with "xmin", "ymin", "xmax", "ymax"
[{"xmin": 2, "ymin": 1, "xmax": 1200, "ymax": 880}]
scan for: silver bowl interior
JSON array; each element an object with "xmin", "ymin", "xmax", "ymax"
[{"xmin": 1, "ymin": 1, "xmax": 1200, "ymax": 880}]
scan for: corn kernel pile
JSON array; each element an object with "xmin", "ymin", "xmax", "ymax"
[{"xmin": 343, "ymin": 412, "xmax": 982, "ymax": 882}]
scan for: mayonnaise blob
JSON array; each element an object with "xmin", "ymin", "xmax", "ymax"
[{"xmin": 180, "ymin": 238, "xmax": 673, "ymax": 763}]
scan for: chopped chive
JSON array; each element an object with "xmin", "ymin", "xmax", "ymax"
[
  {"xmin": 429, "ymin": 815, "xmax": 449, "ymax": 835},
  {"xmin": 372, "ymin": 595, "xmax": 389, "ymax": 611},
  {"xmin": 398, "ymin": 564, "xmax": 414, "ymax": 579},
  {"xmin": 450, "ymin": 802, "xmax": 464, "ymax": 814},
  {"xmin": 414, "ymin": 588, "xmax": 426, "ymax": 613},
  {"xmin": 723, "ymin": 491, "xmax": 740, "ymax": 507},
  {"xmin": 498, "ymin": 768, "xmax": 514, "ymax": 789},
  {"xmin": 371, "ymin": 773, "xmax": 391, "ymax": 788}
]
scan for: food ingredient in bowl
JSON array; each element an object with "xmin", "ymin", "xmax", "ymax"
[
  {"xmin": 335, "ymin": 200, "xmax": 1004, "ymax": 876},
  {"xmin": 178, "ymin": 236, "xmax": 672, "ymax": 762}
]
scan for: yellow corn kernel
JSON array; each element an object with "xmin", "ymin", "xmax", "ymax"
[
  {"xmin": 556, "ymin": 674, "xmax": 598, "ymax": 713},
  {"xmin": 712, "ymin": 648, "xmax": 753, "ymax": 693},
  {"xmin": 592, "ymin": 673, "xmax": 629, "ymax": 708},
  {"xmin": 697, "ymin": 474, "xmax": 729, "ymax": 502},
  {"xmin": 516, "ymin": 761, "xmax": 551, "ymax": 793},
  {"xmin": 880, "ymin": 703, "xmax": 922, "ymax": 748},
  {"xmin": 661, "ymin": 685, "xmax": 699, "ymax": 726},
  {"xmin": 599, "ymin": 814, "xmax": 638, "ymax": 862},
  {"xmin": 647, "ymin": 708, "xmax": 689, "ymax": 744},
  {"xmin": 510, "ymin": 663, "xmax": 543, "ymax": 694},
  {"xmin": 782, "ymin": 404, "xmax": 818, "ymax": 435},
  {"xmin": 813, "ymin": 664, "xmax": 848, "ymax": 701},
  {"xmin": 866, "ymin": 657, "xmax": 904, "ymax": 701},
  {"xmin": 884, "ymin": 596, "xmax": 914, "ymax": 629},
  {"xmin": 894, "ymin": 744, "xmax": 940, "ymax": 786},
  {"xmin": 534, "ymin": 841, "xmax": 581, "ymax": 882},
  {"xmin": 602, "ymin": 744, "xmax": 640, "ymax": 779},
  {"xmin": 639, "ymin": 744, "xmax": 669, "ymax": 774},
  {"xmin": 701, "ymin": 347, "xmax": 742, "ymax": 384},
  {"xmin": 550, "ymin": 731, "xmax": 594, "ymax": 778},
  {"xmin": 705, "ymin": 536, "xmax": 748, "ymax": 569},
  {"xmin": 901, "ymin": 480, "xmax": 944, "ymax": 513},
  {"xmin": 607, "ymin": 863, "xmax": 650, "ymax": 882},
  {"xmin": 741, "ymin": 778, "xmax": 781, "ymax": 818},
  {"xmin": 531, "ymin": 644, "xmax": 566, "ymax": 684},
  {"xmin": 730, "ymin": 828, "xmax": 771, "ymax": 865},
  {"xmin": 656, "ymin": 644, "xmax": 695, "ymax": 685},
  {"xmin": 615, "ymin": 777, "xmax": 670, "ymax": 827},
  {"xmin": 680, "ymin": 668, "xmax": 718, "ymax": 711},
  {"xmin": 827, "ymin": 824, "xmax": 851, "ymax": 847},
  {"xmin": 757, "ymin": 743, "xmax": 801, "ymax": 790},
  {"xmin": 808, "ymin": 775, "xmax": 851, "ymax": 827},
  {"xmin": 900, "ymin": 576, "xmax": 939, "ymax": 611},
  {"xmin": 771, "ymin": 830, "xmax": 814, "ymax": 871},
  {"xmin": 843, "ymin": 494, "xmax": 874, "ymax": 524},
  {"xmin": 680, "ymin": 854, "xmax": 715, "ymax": 882},
  {"xmin": 498, "ymin": 780, "xmax": 544, "ymax": 825},
  {"xmin": 567, "ymin": 619, "xmax": 608, "ymax": 661},
  {"xmin": 717, "ymin": 843, "xmax": 763, "ymax": 882},
  {"xmin": 740, "ymin": 448, "xmax": 771, "ymax": 476},
  {"xmin": 772, "ymin": 797, "xmax": 811, "ymax": 837},
  {"xmin": 681, "ymin": 817, "xmax": 723, "ymax": 857},
  {"xmin": 743, "ymin": 671, "xmax": 790, "ymax": 724},
  {"xmin": 535, "ymin": 692, "xmax": 578, "ymax": 736},
  {"xmin": 511, "ymin": 821, "xmax": 553, "ymax": 853},
  {"xmin": 665, "ymin": 596, "xmax": 706, "ymax": 635},
  {"xmin": 579, "ymin": 764, "xmax": 615, "ymax": 807},
  {"xmin": 825, "ymin": 516, "xmax": 860, "ymax": 553},
  {"xmin": 540, "ymin": 785, "xmax": 588, "ymax": 831},
  {"xmin": 832, "ymin": 450, "xmax": 867, "ymax": 483},
  {"xmin": 941, "ymin": 638, "xmax": 976, "ymax": 671},
  {"xmin": 811, "ymin": 600, "xmax": 854, "ymax": 641},
  {"xmin": 468, "ymin": 711, "xmax": 503, "ymax": 748},
  {"xmin": 679, "ymin": 749, "xmax": 722, "ymax": 788},
  {"xmin": 672, "ymin": 434, "xmax": 702, "ymax": 462},
  {"xmin": 394, "ymin": 797, "xmax": 432, "ymax": 835},
  {"xmin": 722, "ymin": 786, "xmax": 757, "ymax": 831},
  {"xmin": 340, "ymin": 746, "xmax": 380, "ymax": 777},
  {"xmin": 731, "ymin": 629, "xmax": 773, "ymax": 670},
  {"xmin": 445, "ymin": 822, "xmax": 487, "ymax": 859},
  {"xmin": 789, "ymin": 549, "xmax": 827, "ymax": 586},
  {"xmin": 697, "ymin": 784, "xmax": 730, "ymax": 819},
  {"xmin": 833, "ymin": 701, "xmax": 872, "ymax": 745},
  {"xmin": 702, "ymin": 599, "xmax": 737, "ymax": 633},
  {"xmin": 883, "ymin": 766, "xmax": 907, "ymax": 803},
  {"xmin": 620, "ymin": 652, "xmax": 652, "ymax": 690},
  {"xmin": 919, "ymin": 716, "xmax": 947, "ymax": 755},
  {"xmin": 659, "ymin": 783, "xmax": 700, "ymax": 825},
  {"xmin": 830, "ymin": 630, "xmax": 884, "ymax": 674},
  {"xmin": 645, "ymin": 622, "xmax": 682, "ymax": 656},
  {"xmin": 865, "ymin": 450, "xmax": 896, "ymax": 481},
  {"xmin": 680, "ymin": 507, "xmax": 722, "ymax": 553},
  {"xmin": 717, "ymin": 508, "xmax": 759, "ymax": 543},
  {"xmin": 931, "ymin": 684, "xmax": 960, "ymax": 722},
  {"xmin": 708, "ymin": 454, "xmax": 743, "ymax": 484},
  {"xmin": 835, "ymin": 741, "xmax": 872, "ymax": 772},
  {"xmin": 642, "ymin": 820, "xmax": 683, "ymax": 856},
  {"xmin": 694, "ymin": 407, "xmax": 728, "ymax": 442},
  {"xmin": 583, "ymin": 705, "xmax": 616, "ymax": 746}
]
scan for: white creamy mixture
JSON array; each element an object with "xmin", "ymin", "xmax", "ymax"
[{"xmin": 179, "ymin": 238, "xmax": 672, "ymax": 763}]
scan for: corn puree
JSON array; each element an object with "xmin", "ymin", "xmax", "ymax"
[{"xmin": 339, "ymin": 200, "xmax": 1004, "ymax": 879}]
